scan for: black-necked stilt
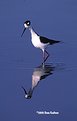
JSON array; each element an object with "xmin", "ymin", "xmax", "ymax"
[
  {"xmin": 21, "ymin": 63, "xmax": 55, "ymax": 99},
  {"xmin": 21, "ymin": 20, "xmax": 60, "ymax": 62}
]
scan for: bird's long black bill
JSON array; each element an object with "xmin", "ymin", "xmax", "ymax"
[{"xmin": 21, "ymin": 28, "xmax": 26, "ymax": 37}]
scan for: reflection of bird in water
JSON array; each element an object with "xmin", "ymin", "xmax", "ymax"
[
  {"xmin": 22, "ymin": 63, "xmax": 55, "ymax": 99},
  {"xmin": 21, "ymin": 20, "xmax": 61, "ymax": 62},
  {"xmin": 21, "ymin": 86, "xmax": 33, "ymax": 99}
]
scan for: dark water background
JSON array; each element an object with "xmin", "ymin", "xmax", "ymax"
[{"xmin": 0, "ymin": 0, "xmax": 77, "ymax": 121}]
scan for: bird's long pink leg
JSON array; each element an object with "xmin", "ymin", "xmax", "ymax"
[
  {"xmin": 42, "ymin": 49, "xmax": 49, "ymax": 63},
  {"xmin": 44, "ymin": 50, "xmax": 50, "ymax": 62},
  {"xmin": 43, "ymin": 49, "xmax": 45, "ymax": 62}
]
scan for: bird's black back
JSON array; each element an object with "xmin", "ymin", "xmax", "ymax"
[{"xmin": 40, "ymin": 36, "xmax": 60, "ymax": 45}]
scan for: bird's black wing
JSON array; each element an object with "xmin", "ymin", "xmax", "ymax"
[{"xmin": 40, "ymin": 36, "xmax": 60, "ymax": 45}]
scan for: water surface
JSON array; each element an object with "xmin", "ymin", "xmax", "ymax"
[{"xmin": 0, "ymin": 0, "xmax": 77, "ymax": 121}]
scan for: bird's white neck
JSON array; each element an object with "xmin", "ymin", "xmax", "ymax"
[
  {"xmin": 28, "ymin": 27, "xmax": 40, "ymax": 48},
  {"xmin": 29, "ymin": 27, "xmax": 38, "ymax": 37}
]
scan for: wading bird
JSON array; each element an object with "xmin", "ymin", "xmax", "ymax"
[{"xmin": 21, "ymin": 20, "xmax": 60, "ymax": 62}]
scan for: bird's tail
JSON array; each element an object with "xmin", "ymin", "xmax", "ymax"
[{"xmin": 50, "ymin": 39, "xmax": 64, "ymax": 45}]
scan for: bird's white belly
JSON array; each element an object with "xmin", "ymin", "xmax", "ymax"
[{"xmin": 31, "ymin": 35, "xmax": 48, "ymax": 49}]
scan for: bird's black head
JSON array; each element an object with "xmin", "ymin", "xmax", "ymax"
[
  {"xmin": 24, "ymin": 20, "xmax": 31, "ymax": 27},
  {"xmin": 21, "ymin": 20, "xmax": 31, "ymax": 37}
]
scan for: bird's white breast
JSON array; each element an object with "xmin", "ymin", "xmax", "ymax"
[
  {"xmin": 31, "ymin": 33, "xmax": 41, "ymax": 48},
  {"xmin": 30, "ymin": 28, "xmax": 48, "ymax": 49}
]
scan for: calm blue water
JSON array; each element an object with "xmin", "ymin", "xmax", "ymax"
[{"xmin": 0, "ymin": 0, "xmax": 77, "ymax": 121}]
